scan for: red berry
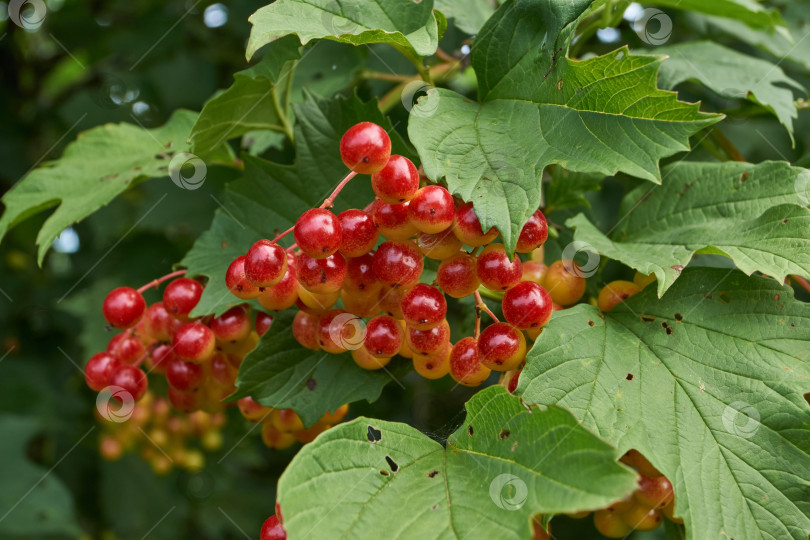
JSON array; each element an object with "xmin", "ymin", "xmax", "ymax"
[
  {"xmin": 364, "ymin": 315, "xmax": 403, "ymax": 358},
  {"xmin": 255, "ymin": 312, "xmax": 274, "ymax": 336},
  {"xmin": 378, "ymin": 284, "xmax": 412, "ymax": 320},
  {"xmin": 210, "ymin": 305, "xmax": 252, "ymax": 343},
  {"xmin": 506, "ymin": 367, "xmax": 522, "ymax": 393},
  {"xmin": 522, "ymin": 261, "xmax": 548, "ymax": 284},
  {"xmin": 635, "ymin": 475, "xmax": 674, "ymax": 509},
  {"xmin": 437, "ymin": 253, "xmax": 480, "ymax": 298},
  {"xmin": 340, "ymin": 122, "xmax": 391, "ymax": 174},
  {"xmin": 210, "ymin": 353, "xmax": 236, "ymax": 387},
  {"xmin": 102, "ymin": 287, "xmax": 146, "ymax": 329},
  {"xmin": 407, "ymin": 185, "xmax": 454, "ymax": 234},
  {"xmin": 412, "ymin": 342, "xmax": 451, "ymax": 379},
  {"xmin": 372, "ymin": 241, "xmax": 423, "ymax": 287},
  {"xmin": 107, "ymin": 334, "xmax": 146, "ymax": 365},
  {"xmin": 344, "ymin": 253, "xmax": 379, "ymax": 292},
  {"xmin": 515, "ymin": 209, "xmax": 548, "ymax": 253},
  {"xmin": 597, "ymin": 280, "xmax": 641, "ymax": 312},
  {"xmin": 543, "ymin": 260, "xmax": 586, "ymax": 306},
  {"xmin": 85, "ymin": 352, "xmax": 122, "ymax": 391},
  {"xmin": 477, "ymin": 322, "xmax": 527, "ymax": 371},
  {"xmin": 237, "ymin": 396, "xmax": 270, "ymax": 422},
  {"xmin": 452, "ymin": 202, "xmax": 498, "ymax": 246},
  {"xmin": 245, "ymin": 240, "xmax": 287, "ymax": 287},
  {"xmin": 317, "ymin": 309, "xmax": 359, "ymax": 353},
  {"xmin": 166, "ymin": 356, "xmax": 205, "ymax": 392},
  {"xmin": 476, "ymin": 243, "xmax": 522, "ymax": 291},
  {"xmin": 163, "ymin": 278, "xmax": 203, "ymax": 319},
  {"xmin": 226, "ymin": 255, "xmax": 261, "ymax": 299},
  {"xmin": 502, "ymin": 281, "xmax": 553, "ymax": 330},
  {"xmin": 416, "ymin": 230, "xmax": 462, "ymax": 260},
  {"xmin": 172, "ymin": 322, "xmax": 215, "ymax": 363},
  {"xmin": 341, "ymin": 287, "xmax": 381, "ymax": 318},
  {"xmin": 294, "ymin": 209, "xmax": 342, "ymax": 259},
  {"xmin": 400, "ymin": 283, "xmax": 447, "ymax": 330},
  {"xmin": 372, "ymin": 200, "xmax": 418, "ymax": 241},
  {"xmin": 147, "ymin": 343, "xmax": 173, "ymax": 374},
  {"xmin": 144, "ymin": 302, "xmax": 179, "ymax": 341},
  {"xmin": 297, "ymin": 253, "xmax": 346, "ymax": 294},
  {"xmin": 110, "ymin": 364, "xmax": 148, "ymax": 401},
  {"xmin": 370, "ymin": 154, "xmax": 419, "ymax": 203},
  {"xmin": 449, "ymin": 337, "xmax": 491, "ymax": 387},
  {"xmin": 168, "ymin": 386, "xmax": 202, "ymax": 413},
  {"xmin": 257, "ymin": 267, "xmax": 299, "ymax": 311},
  {"xmin": 293, "ymin": 310, "xmax": 321, "ymax": 350},
  {"xmin": 337, "ymin": 209, "xmax": 378, "ymax": 257},
  {"xmin": 406, "ymin": 319, "xmax": 450, "ymax": 355}
]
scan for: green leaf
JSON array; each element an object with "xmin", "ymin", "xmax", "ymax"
[
  {"xmin": 0, "ymin": 416, "xmax": 81, "ymax": 538},
  {"xmin": 182, "ymin": 91, "xmax": 413, "ymax": 317},
  {"xmin": 277, "ymin": 386, "xmax": 637, "ymax": 539},
  {"xmin": 231, "ymin": 311, "xmax": 402, "ymax": 427},
  {"xmin": 647, "ymin": 0, "xmax": 786, "ymax": 30},
  {"xmin": 408, "ymin": 0, "xmax": 721, "ymax": 252},
  {"xmin": 434, "ymin": 0, "xmax": 496, "ymax": 34},
  {"xmin": 246, "ymin": 0, "xmax": 440, "ymax": 60},
  {"xmin": 517, "ymin": 268, "xmax": 810, "ymax": 540},
  {"xmin": 0, "ymin": 110, "xmax": 232, "ymax": 265},
  {"xmin": 566, "ymin": 160, "xmax": 810, "ymax": 296},
  {"xmin": 544, "ymin": 167, "xmax": 604, "ymax": 211},
  {"xmin": 190, "ymin": 36, "xmax": 301, "ymax": 156},
  {"xmin": 655, "ymin": 41, "xmax": 805, "ymax": 142}
]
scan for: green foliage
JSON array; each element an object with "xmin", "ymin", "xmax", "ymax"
[
  {"xmin": 518, "ymin": 268, "xmax": 810, "ymax": 540},
  {"xmin": 277, "ymin": 386, "xmax": 637, "ymax": 539}
]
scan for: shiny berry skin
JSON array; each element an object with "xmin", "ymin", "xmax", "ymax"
[
  {"xmin": 294, "ymin": 209, "xmax": 342, "ymax": 259},
  {"xmin": 260, "ymin": 513, "xmax": 287, "ymax": 540},
  {"xmin": 245, "ymin": 239, "xmax": 287, "ymax": 287},
  {"xmin": 340, "ymin": 122, "xmax": 391, "ymax": 174},
  {"xmin": 597, "ymin": 280, "xmax": 641, "ymax": 312},
  {"xmin": 257, "ymin": 267, "xmax": 299, "ymax": 311},
  {"xmin": 255, "ymin": 312, "xmax": 274, "ymax": 337},
  {"xmin": 617, "ymin": 504, "xmax": 663, "ymax": 531},
  {"xmin": 521, "ymin": 261, "xmax": 547, "ymax": 284},
  {"xmin": 364, "ymin": 315, "xmax": 403, "ymax": 358},
  {"xmin": 406, "ymin": 319, "xmax": 450, "ymax": 355},
  {"xmin": 107, "ymin": 334, "xmax": 146, "ymax": 365},
  {"xmin": 341, "ymin": 288, "xmax": 381, "ymax": 318},
  {"xmin": 407, "ymin": 185, "xmax": 454, "ymax": 234},
  {"xmin": 506, "ymin": 367, "xmax": 522, "ymax": 393},
  {"xmin": 351, "ymin": 345, "xmax": 391, "ymax": 370},
  {"xmin": 635, "ymin": 475, "xmax": 674, "ymax": 508},
  {"xmin": 502, "ymin": 281, "xmax": 553, "ymax": 330},
  {"xmin": 209, "ymin": 305, "xmax": 252, "ymax": 343},
  {"xmin": 296, "ymin": 288, "xmax": 339, "ymax": 314},
  {"xmin": 515, "ymin": 209, "xmax": 548, "ymax": 253},
  {"xmin": 166, "ymin": 357, "xmax": 205, "ymax": 391},
  {"xmin": 147, "ymin": 343, "xmax": 173, "ymax": 374},
  {"xmin": 417, "ymin": 230, "xmax": 462, "ymax": 260},
  {"xmin": 172, "ymin": 322, "xmax": 216, "ymax": 363},
  {"xmin": 372, "ymin": 241, "xmax": 423, "ymax": 287},
  {"xmin": 452, "ymin": 202, "xmax": 498, "ymax": 246},
  {"xmin": 593, "ymin": 509, "xmax": 632, "ymax": 538},
  {"xmin": 477, "ymin": 322, "xmax": 527, "ymax": 371},
  {"xmin": 542, "ymin": 260, "xmax": 586, "ymax": 306},
  {"xmin": 210, "ymin": 353, "xmax": 236, "ymax": 387},
  {"xmin": 449, "ymin": 337, "xmax": 491, "ymax": 387},
  {"xmin": 412, "ymin": 342, "xmax": 451, "ymax": 379},
  {"xmin": 378, "ymin": 284, "xmax": 412, "ymax": 319},
  {"xmin": 102, "ymin": 287, "xmax": 146, "ymax": 329},
  {"xmin": 437, "ymin": 253, "xmax": 480, "ymax": 298},
  {"xmin": 110, "ymin": 364, "xmax": 148, "ymax": 401},
  {"xmin": 85, "ymin": 352, "xmax": 122, "ymax": 391},
  {"xmin": 344, "ymin": 253, "xmax": 379, "ymax": 293},
  {"xmin": 292, "ymin": 310, "xmax": 320, "ymax": 351},
  {"xmin": 163, "ymin": 278, "xmax": 203, "ymax": 319},
  {"xmin": 226, "ymin": 256, "xmax": 261, "ymax": 299},
  {"xmin": 237, "ymin": 396, "xmax": 270, "ymax": 422},
  {"xmin": 297, "ymin": 253, "xmax": 346, "ymax": 294},
  {"xmin": 144, "ymin": 302, "xmax": 178, "ymax": 341},
  {"xmin": 337, "ymin": 209, "xmax": 378, "ymax": 257},
  {"xmin": 373, "ymin": 200, "xmax": 418, "ymax": 241},
  {"xmin": 272, "ymin": 409, "xmax": 304, "ymax": 432},
  {"xmin": 476, "ymin": 243, "xmax": 523, "ymax": 292},
  {"xmin": 401, "ymin": 283, "xmax": 447, "ymax": 330},
  {"xmin": 317, "ymin": 309, "xmax": 359, "ymax": 353},
  {"xmin": 370, "ymin": 154, "xmax": 419, "ymax": 203}
]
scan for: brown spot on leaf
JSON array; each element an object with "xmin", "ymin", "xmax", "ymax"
[
  {"xmin": 427, "ymin": 470, "xmax": 439, "ymax": 478},
  {"xmin": 306, "ymin": 378, "xmax": 317, "ymax": 390},
  {"xmin": 498, "ymin": 429, "xmax": 510, "ymax": 440},
  {"xmin": 626, "ymin": 373, "xmax": 634, "ymax": 381}
]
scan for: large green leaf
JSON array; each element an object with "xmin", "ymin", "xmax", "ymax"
[
  {"xmin": 0, "ymin": 416, "xmax": 81, "ymax": 538},
  {"xmin": 0, "ymin": 110, "xmax": 232, "ymax": 265},
  {"xmin": 246, "ymin": 0, "xmax": 440, "ymax": 60},
  {"xmin": 647, "ymin": 0, "xmax": 786, "ymax": 30},
  {"xmin": 434, "ymin": 0, "xmax": 496, "ymax": 34},
  {"xmin": 655, "ymin": 41, "xmax": 805, "ymax": 142},
  {"xmin": 566, "ymin": 160, "xmax": 810, "ymax": 296},
  {"xmin": 231, "ymin": 311, "xmax": 403, "ymax": 427},
  {"xmin": 408, "ymin": 0, "xmax": 720, "ymax": 252},
  {"xmin": 277, "ymin": 386, "xmax": 637, "ymax": 539},
  {"xmin": 190, "ymin": 36, "xmax": 302, "ymax": 156},
  {"xmin": 181, "ymin": 91, "xmax": 412, "ymax": 317},
  {"xmin": 517, "ymin": 268, "xmax": 810, "ymax": 540}
]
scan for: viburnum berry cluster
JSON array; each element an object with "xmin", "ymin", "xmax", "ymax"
[
  {"xmin": 237, "ymin": 396, "xmax": 348, "ymax": 449},
  {"xmin": 226, "ymin": 121, "xmax": 568, "ymax": 385}
]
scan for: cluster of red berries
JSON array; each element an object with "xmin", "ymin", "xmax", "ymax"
[
  {"xmin": 223, "ymin": 121, "xmax": 577, "ymax": 385},
  {"xmin": 237, "ymin": 396, "xmax": 348, "ymax": 449},
  {"xmin": 98, "ymin": 391, "xmax": 224, "ymax": 474}
]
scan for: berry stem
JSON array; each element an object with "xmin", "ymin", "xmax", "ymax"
[
  {"xmin": 792, "ymin": 275, "xmax": 810, "ymax": 295},
  {"xmin": 321, "ymin": 171, "xmax": 358, "ymax": 209},
  {"xmin": 474, "ymin": 290, "xmax": 500, "ymax": 323},
  {"xmin": 272, "ymin": 226, "xmax": 295, "ymax": 244},
  {"xmin": 137, "ymin": 270, "xmax": 187, "ymax": 294}
]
